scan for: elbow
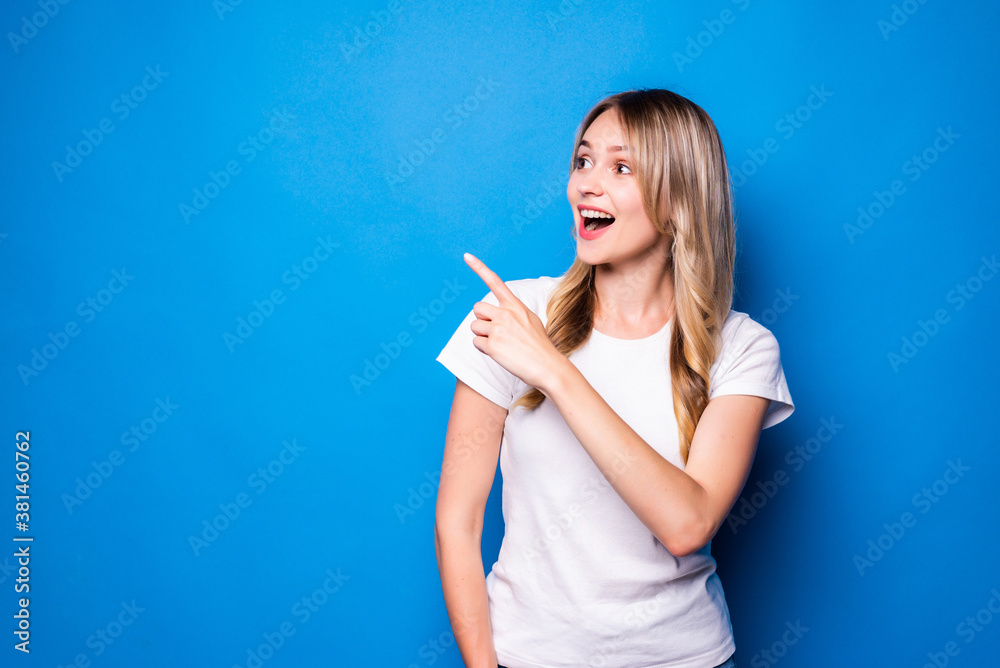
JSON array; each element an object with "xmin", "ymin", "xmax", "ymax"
[
  {"xmin": 660, "ymin": 515, "xmax": 714, "ymax": 558},
  {"xmin": 433, "ymin": 518, "xmax": 456, "ymax": 561},
  {"xmin": 434, "ymin": 512, "xmax": 483, "ymax": 551},
  {"xmin": 433, "ymin": 521, "xmax": 444, "ymax": 562},
  {"xmin": 434, "ymin": 519, "xmax": 465, "ymax": 568},
  {"xmin": 663, "ymin": 531, "xmax": 710, "ymax": 559},
  {"xmin": 665, "ymin": 539, "xmax": 705, "ymax": 559}
]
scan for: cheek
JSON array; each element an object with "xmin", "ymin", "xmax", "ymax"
[{"xmin": 617, "ymin": 191, "xmax": 645, "ymax": 220}]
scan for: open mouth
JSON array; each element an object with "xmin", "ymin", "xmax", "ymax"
[{"xmin": 581, "ymin": 208, "xmax": 615, "ymax": 231}]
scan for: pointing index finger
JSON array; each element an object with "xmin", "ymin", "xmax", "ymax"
[{"xmin": 463, "ymin": 252, "xmax": 517, "ymax": 305}]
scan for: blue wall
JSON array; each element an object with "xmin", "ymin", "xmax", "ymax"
[{"xmin": 2, "ymin": 0, "xmax": 998, "ymax": 666}]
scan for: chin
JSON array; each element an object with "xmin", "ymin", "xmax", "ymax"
[{"xmin": 574, "ymin": 246, "xmax": 605, "ymax": 267}]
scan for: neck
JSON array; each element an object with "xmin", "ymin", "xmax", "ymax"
[{"xmin": 592, "ymin": 251, "xmax": 675, "ymax": 335}]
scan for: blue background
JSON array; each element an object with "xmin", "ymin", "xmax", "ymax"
[{"xmin": 2, "ymin": 0, "xmax": 998, "ymax": 666}]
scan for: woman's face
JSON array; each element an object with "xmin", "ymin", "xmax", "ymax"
[{"xmin": 567, "ymin": 109, "xmax": 669, "ymax": 268}]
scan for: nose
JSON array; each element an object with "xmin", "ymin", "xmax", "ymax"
[{"xmin": 576, "ymin": 163, "xmax": 603, "ymax": 196}]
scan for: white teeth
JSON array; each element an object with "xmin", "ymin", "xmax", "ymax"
[{"xmin": 582, "ymin": 208, "xmax": 613, "ymax": 232}]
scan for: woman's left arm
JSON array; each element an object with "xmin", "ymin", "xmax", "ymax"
[{"xmin": 542, "ymin": 360, "xmax": 768, "ymax": 557}]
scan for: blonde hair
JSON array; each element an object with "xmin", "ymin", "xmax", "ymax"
[{"xmin": 511, "ymin": 89, "xmax": 736, "ymax": 465}]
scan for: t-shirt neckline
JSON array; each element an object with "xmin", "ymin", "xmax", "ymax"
[{"xmin": 589, "ymin": 315, "xmax": 673, "ymax": 346}]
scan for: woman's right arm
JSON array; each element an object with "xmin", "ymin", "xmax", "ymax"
[{"xmin": 434, "ymin": 378, "xmax": 507, "ymax": 668}]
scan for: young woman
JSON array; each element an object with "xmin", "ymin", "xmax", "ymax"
[{"xmin": 434, "ymin": 89, "xmax": 794, "ymax": 668}]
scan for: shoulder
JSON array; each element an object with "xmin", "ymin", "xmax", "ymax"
[
  {"xmin": 712, "ymin": 310, "xmax": 782, "ymax": 374},
  {"xmin": 505, "ymin": 275, "xmax": 561, "ymax": 299},
  {"xmin": 710, "ymin": 309, "xmax": 794, "ymax": 427},
  {"xmin": 720, "ymin": 309, "xmax": 776, "ymax": 345}
]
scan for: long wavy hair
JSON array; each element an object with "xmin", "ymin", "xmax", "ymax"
[{"xmin": 510, "ymin": 89, "xmax": 736, "ymax": 465}]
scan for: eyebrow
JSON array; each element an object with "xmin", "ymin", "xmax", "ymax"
[{"xmin": 579, "ymin": 139, "xmax": 631, "ymax": 153}]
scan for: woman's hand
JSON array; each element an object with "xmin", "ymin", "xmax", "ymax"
[{"xmin": 463, "ymin": 252, "xmax": 566, "ymax": 394}]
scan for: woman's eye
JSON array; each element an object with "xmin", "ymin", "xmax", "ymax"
[{"xmin": 574, "ymin": 156, "xmax": 629, "ymax": 173}]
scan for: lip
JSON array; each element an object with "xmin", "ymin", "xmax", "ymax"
[
  {"xmin": 577, "ymin": 205, "xmax": 615, "ymax": 240},
  {"xmin": 578, "ymin": 204, "xmax": 613, "ymax": 216}
]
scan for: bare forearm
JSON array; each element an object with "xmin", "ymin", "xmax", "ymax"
[
  {"xmin": 541, "ymin": 359, "xmax": 711, "ymax": 553},
  {"xmin": 435, "ymin": 530, "xmax": 498, "ymax": 667}
]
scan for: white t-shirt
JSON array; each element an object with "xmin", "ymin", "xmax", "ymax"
[{"xmin": 435, "ymin": 274, "xmax": 794, "ymax": 668}]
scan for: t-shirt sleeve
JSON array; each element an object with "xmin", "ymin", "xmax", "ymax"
[
  {"xmin": 435, "ymin": 288, "xmax": 521, "ymax": 410},
  {"xmin": 709, "ymin": 316, "xmax": 794, "ymax": 429}
]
